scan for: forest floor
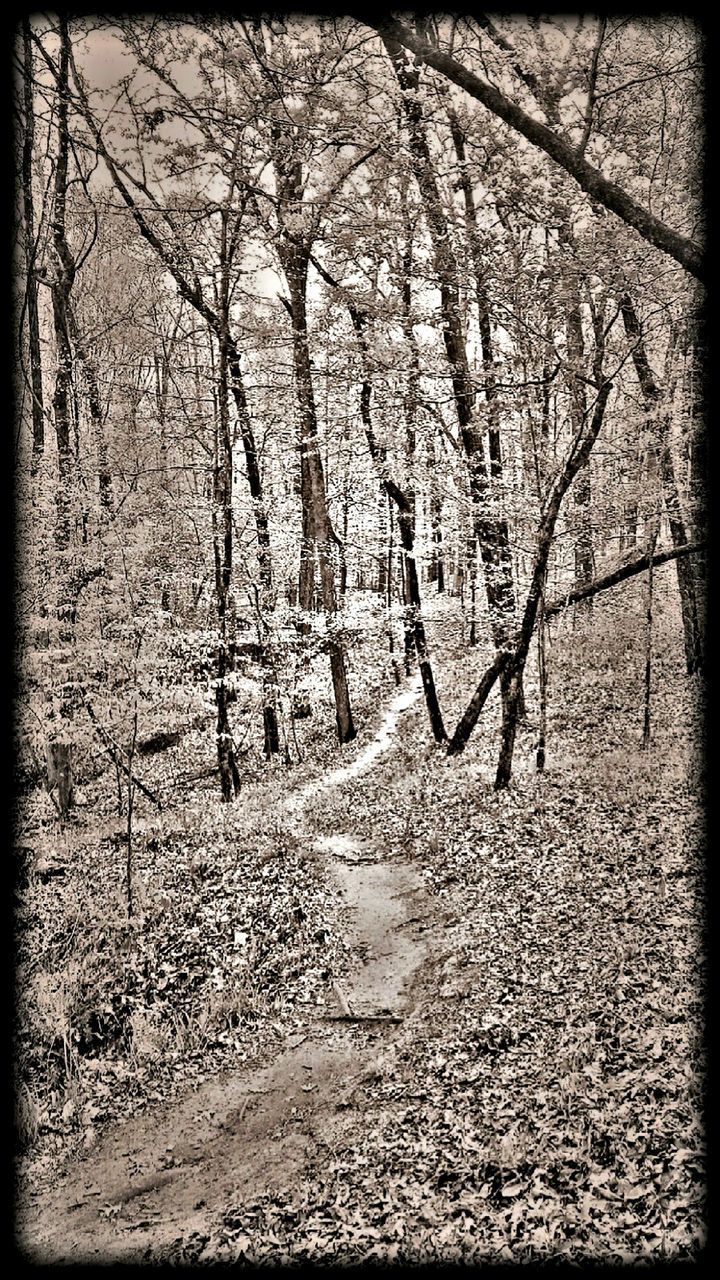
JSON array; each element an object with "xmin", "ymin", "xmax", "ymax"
[{"xmin": 15, "ymin": 585, "xmax": 706, "ymax": 1264}]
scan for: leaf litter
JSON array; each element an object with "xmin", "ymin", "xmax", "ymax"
[{"xmin": 16, "ymin": 593, "xmax": 705, "ymax": 1263}]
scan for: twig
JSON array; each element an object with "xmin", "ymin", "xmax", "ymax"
[
  {"xmin": 322, "ymin": 1013, "xmax": 404, "ymax": 1025},
  {"xmin": 83, "ymin": 698, "xmax": 163, "ymax": 810}
]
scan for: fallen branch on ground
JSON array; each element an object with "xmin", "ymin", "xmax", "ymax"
[{"xmin": 322, "ymin": 1013, "xmax": 404, "ymax": 1025}]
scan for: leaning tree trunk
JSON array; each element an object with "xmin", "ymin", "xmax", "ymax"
[
  {"xmin": 448, "ymin": 374, "xmax": 613, "ymax": 784},
  {"xmin": 490, "ymin": 289, "xmax": 609, "ymax": 788}
]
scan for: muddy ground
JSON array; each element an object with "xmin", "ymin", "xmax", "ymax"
[{"xmin": 18, "ymin": 675, "xmax": 438, "ymax": 1263}]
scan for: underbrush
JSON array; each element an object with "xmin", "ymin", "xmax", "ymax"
[
  {"xmin": 219, "ymin": 582, "xmax": 705, "ymax": 1264},
  {"xmin": 15, "ymin": 767, "xmax": 356, "ymax": 1178},
  {"xmin": 15, "ymin": 601, "xmax": 406, "ymax": 1176},
  {"xmin": 16, "ymin": 578, "xmax": 706, "ymax": 1261}
]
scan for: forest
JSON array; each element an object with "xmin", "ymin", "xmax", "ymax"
[{"xmin": 14, "ymin": 11, "xmax": 705, "ymax": 1264}]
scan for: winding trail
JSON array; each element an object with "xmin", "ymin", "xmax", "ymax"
[{"xmin": 18, "ymin": 673, "xmax": 434, "ymax": 1264}]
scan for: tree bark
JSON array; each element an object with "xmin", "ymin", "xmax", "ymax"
[
  {"xmin": 50, "ymin": 19, "xmax": 76, "ymax": 561},
  {"xmin": 310, "ymin": 254, "xmax": 446, "ymax": 743},
  {"xmin": 21, "ymin": 18, "xmax": 45, "ymax": 472},
  {"xmin": 562, "ymin": 251, "xmax": 595, "ymax": 597},
  {"xmin": 47, "ymin": 17, "xmax": 78, "ymax": 812},
  {"xmin": 278, "ymin": 240, "xmax": 355, "ymax": 744},
  {"xmin": 445, "ymin": 104, "xmax": 502, "ymax": 477},
  {"xmin": 449, "ymin": 377, "xmax": 613, "ymax": 767},
  {"xmin": 213, "ymin": 219, "xmax": 242, "ymax": 800},
  {"xmin": 620, "ymin": 294, "xmax": 702, "ymax": 673},
  {"xmin": 46, "ymin": 741, "xmax": 74, "ymax": 818},
  {"xmin": 383, "ymin": 35, "xmax": 518, "ymax": 726},
  {"xmin": 426, "ymin": 432, "xmax": 445, "ymax": 593},
  {"xmin": 67, "ymin": 303, "xmax": 113, "ymax": 515},
  {"xmin": 543, "ymin": 540, "xmax": 705, "ymax": 618},
  {"xmin": 642, "ymin": 530, "xmax": 658, "ymax": 749},
  {"xmin": 377, "ymin": 489, "xmax": 389, "ymax": 595}
]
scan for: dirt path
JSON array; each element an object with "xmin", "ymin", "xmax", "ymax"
[{"xmin": 18, "ymin": 674, "xmax": 435, "ymax": 1264}]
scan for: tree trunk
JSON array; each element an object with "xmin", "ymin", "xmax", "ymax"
[
  {"xmin": 384, "ymin": 36, "xmax": 518, "ymax": 723},
  {"xmin": 561, "ymin": 240, "xmax": 595, "ymax": 599},
  {"xmin": 386, "ymin": 502, "xmax": 401, "ymax": 686},
  {"xmin": 212, "ymin": 221, "xmax": 242, "ymax": 800},
  {"xmin": 46, "ymin": 740, "xmax": 74, "ymax": 818},
  {"xmin": 449, "ymin": 378, "xmax": 613, "ymax": 769},
  {"xmin": 377, "ymin": 488, "xmax": 389, "ymax": 595},
  {"xmin": 396, "ymin": 509, "xmax": 446, "ymax": 741},
  {"xmin": 21, "ymin": 18, "xmax": 45, "ymax": 473},
  {"xmin": 67, "ymin": 303, "xmax": 113, "ymax": 515},
  {"xmin": 225, "ymin": 338, "xmax": 280, "ymax": 752},
  {"xmin": 279, "ymin": 243, "xmax": 355, "ymax": 744},
  {"xmin": 642, "ymin": 531, "xmax": 658, "ymax": 750},
  {"xmin": 620, "ymin": 294, "xmax": 702, "ymax": 673},
  {"xmin": 468, "ymin": 534, "xmax": 478, "ymax": 647},
  {"xmin": 536, "ymin": 590, "xmax": 548, "ymax": 772},
  {"xmin": 47, "ymin": 18, "xmax": 77, "ymax": 813},
  {"xmin": 445, "ymin": 104, "xmax": 503, "ymax": 477},
  {"xmin": 50, "ymin": 21, "xmax": 76, "ymax": 563},
  {"xmin": 298, "ymin": 461, "xmax": 316, "ymax": 616},
  {"xmin": 426, "ymin": 434, "xmax": 445, "ymax": 593}
]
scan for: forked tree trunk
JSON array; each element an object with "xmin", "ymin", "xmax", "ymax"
[{"xmin": 449, "ymin": 376, "xmax": 613, "ymax": 783}]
